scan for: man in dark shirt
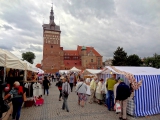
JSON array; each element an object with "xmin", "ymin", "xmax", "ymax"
[
  {"xmin": 116, "ymin": 79, "xmax": 130, "ymax": 120},
  {"xmin": 43, "ymin": 76, "xmax": 50, "ymax": 96}
]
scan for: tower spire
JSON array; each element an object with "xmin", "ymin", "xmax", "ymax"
[{"xmin": 49, "ymin": 3, "xmax": 55, "ymax": 25}]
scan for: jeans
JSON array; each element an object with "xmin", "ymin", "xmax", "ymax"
[
  {"xmin": 107, "ymin": 90, "xmax": 114, "ymax": 111},
  {"xmin": 62, "ymin": 97, "xmax": 69, "ymax": 111},
  {"xmin": 12, "ymin": 97, "xmax": 23, "ymax": 120},
  {"xmin": 44, "ymin": 88, "xmax": 49, "ymax": 95},
  {"xmin": 59, "ymin": 89, "xmax": 62, "ymax": 99},
  {"xmin": 105, "ymin": 92, "xmax": 108, "ymax": 105},
  {"xmin": 69, "ymin": 83, "xmax": 73, "ymax": 92}
]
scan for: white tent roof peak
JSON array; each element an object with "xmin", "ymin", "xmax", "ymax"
[{"xmin": 70, "ymin": 66, "xmax": 81, "ymax": 71}]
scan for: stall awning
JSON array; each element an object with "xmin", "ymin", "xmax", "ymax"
[
  {"xmin": 99, "ymin": 66, "xmax": 160, "ymax": 75},
  {"xmin": 0, "ymin": 49, "xmax": 25, "ymax": 70},
  {"xmin": 83, "ymin": 69, "xmax": 102, "ymax": 76},
  {"xmin": 69, "ymin": 66, "xmax": 81, "ymax": 72}
]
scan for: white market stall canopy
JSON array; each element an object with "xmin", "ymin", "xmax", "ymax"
[
  {"xmin": 83, "ymin": 69, "xmax": 102, "ymax": 76},
  {"xmin": 59, "ymin": 70, "xmax": 69, "ymax": 74},
  {"xmin": 37, "ymin": 68, "xmax": 44, "ymax": 74},
  {"xmin": 99, "ymin": 66, "xmax": 160, "ymax": 117},
  {"xmin": 99, "ymin": 66, "xmax": 160, "ymax": 75},
  {"xmin": 69, "ymin": 66, "xmax": 81, "ymax": 72},
  {"xmin": 22, "ymin": 60, "xmax": 34, "ymax": 71},
  {"xmin": 0, "ymin": 49, "xmax": 25, "ymax": 70}
]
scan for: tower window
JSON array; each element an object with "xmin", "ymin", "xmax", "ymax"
[
  {"xmin": 51, "ymin": 45, "xmax": 53, "ymax": 48},
  {"xmin": 91, "ymin": 59, "xmax": 93, "ymax": 62}
]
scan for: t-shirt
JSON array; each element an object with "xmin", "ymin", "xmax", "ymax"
[
  {"xmin": 69, "ymin": 76, "xmax": 74, "ymax": 83},
  {"xmin": 9, "ymin": 88, "xmax": 22, "ymax": 98},
  {"xmin": 107, "ymin": 78, "xmax": 117, "ymax": 91}
]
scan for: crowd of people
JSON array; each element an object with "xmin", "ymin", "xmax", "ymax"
[
  {"xmin": 53, "ymin": 72, "xmax": 131, "ymax": 120},
  {"xmin": 1, "ymin": 72, "xmax": 132, "ymax": 120}
]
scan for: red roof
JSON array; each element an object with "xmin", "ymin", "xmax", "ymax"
[
  {"xmin": 36, "ymin": 63, "xmax": 41, "ymax": 68},
  {"xmin": 77, "ymin": 45, "xmax": 102, "ymax": 56},
  {"xmin": 64, "ymin": 50, "xmax": 79, "ymax": 56}
]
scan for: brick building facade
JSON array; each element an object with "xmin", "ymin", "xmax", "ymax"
[{"xmin": 41, "ymin": 6, "xmax": 103, "ymax": 73}]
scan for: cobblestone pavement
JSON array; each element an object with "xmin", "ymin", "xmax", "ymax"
[{"xmin": 18, "ymin": 82, "xmax": 160, "ymax": 120}]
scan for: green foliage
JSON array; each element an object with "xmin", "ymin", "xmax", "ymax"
[
  {"xmin": 143, "ymin": 53, "xmax": 160, "ymax": 68},
  {"xmin": 22, "ymin": 52, "xmax": 36, "ymax": 64},
  {"xmin": 127, "ymin": 54, "xmax": 142, "ymax": 66},
  {"xmin": 112, "ymin": 47, "xmax": 127, "ymax": 66},
  {"xmin": 112, "ymin": 47, "xmax": 160, "ymax": 68}
]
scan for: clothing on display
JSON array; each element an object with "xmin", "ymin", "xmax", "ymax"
[{"xmin": 33, "ymin": 82, "xmax": 43, "ymax": 98}]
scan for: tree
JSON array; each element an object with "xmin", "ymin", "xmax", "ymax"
[
  {"xmin": 127, "ymin": 54, "xmax": 142, "ymax": 66},
  {"xmin": 22, "ymin": 52, "xmax": 36, "ymax": 64},
  {"xmin": 112, "ymin": 47, "xmax": 128, "ymax": 66},
  {"xmin": 142, "ymin": 53, "xmax": 160, "ymax": 68}
]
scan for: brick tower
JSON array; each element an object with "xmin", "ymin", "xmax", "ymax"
[{"xmin": 42, "ymin": 6, "xmax": 64, "ymax": 73}]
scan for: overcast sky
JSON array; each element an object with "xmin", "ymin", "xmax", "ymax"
[{"xmin": 0, "ymin": 0, "xmax": 160, "ymax": 65}]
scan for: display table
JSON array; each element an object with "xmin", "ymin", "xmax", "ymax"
[
  {"xmin": 24, "ymin": 100, "xmax": 34, "ymax": 107},
  {"xmin": 2, "ymin": 102, "xmax": 13, "ymax": 120}
]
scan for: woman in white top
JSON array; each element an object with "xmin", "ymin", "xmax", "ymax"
[
  {"xmin": 95, "ymin": 78, "xmax": 104, "ymax": 104},
  {"xmin": 85, "ymin": 78, "xmax": 91, "ymax": 96},
  {"xmin": 75, "ymin": 78, "xmax": 87, "ymax": 107}
]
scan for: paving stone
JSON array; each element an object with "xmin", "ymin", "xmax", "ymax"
[{"xmin": 17, "ymin": 82, "xmax": 160, "ymax": 120}]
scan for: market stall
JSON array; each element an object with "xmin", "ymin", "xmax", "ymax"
[
  {"xmin": 98, "ymin": 66, "xmax": 160, "ymax": 117},
  {"xmin": 69, "ymin": 66, "xmax": 81, "ymax": 72},
  {"xmin": 0, "ymin": 49, "xmax": 26, "ymax": 120},
  {"xmin": 82, "ymin": 69, "xmax": 101, "ymax": 78},
  {"xmin": 59, "ymin": 70, "xmax": 69, "ymax": 74}
]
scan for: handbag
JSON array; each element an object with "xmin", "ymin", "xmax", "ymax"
[
  {"xmin": 63, "ymin": 83, "xmax": 68, "ymax": 97},
  {"xmin": 1, "ymin": 100, "xmax": 10, "ymax": 113}
]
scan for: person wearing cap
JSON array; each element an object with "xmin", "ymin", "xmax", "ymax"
[
  {"xmin": 3, "ymin": 81, "xmax": 24, "ymax": 120},
  {"xmin": 116, "ymin": 79, "xmax": 130, "ymax": 120},
  {"xmin": 95, "ymin": 78, "xmax": 104, "ymax": 104}
]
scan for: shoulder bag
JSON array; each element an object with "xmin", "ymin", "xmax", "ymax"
[
  {"xmin": 76, "ymin": 83, "xmax": 83, "ymax": 95},
  {"xmin": 63, "ymin": 83, "xmax": 68, "ymax": 97}
]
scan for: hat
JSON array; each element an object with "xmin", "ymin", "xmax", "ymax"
[{"xmin": 119, "ymin": 78, "xmax": 124, "ymax": 81}]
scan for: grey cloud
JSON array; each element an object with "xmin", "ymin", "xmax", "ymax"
[
  {"xmin": 61, "ymin": 0, "xmax": 116, "ymax": 20},
  {"xmin": 0, "ymin": 44, "xmax": 13, "ymax": 51},
  {"xmin": 0, "ymin": 0, "xmax": 160, "ymax": 64},
  {"xmin": 0, "ymin": 24, "xmax": 13, "ymax": 30}
]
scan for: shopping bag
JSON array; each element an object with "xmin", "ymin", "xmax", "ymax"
[{"xmin": 116, "ymin": 103, "xmax": 121, "ymax": 113}]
